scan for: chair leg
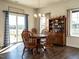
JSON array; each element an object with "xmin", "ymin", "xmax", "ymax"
[{"xmin": 22, "ymin": 47, "xmax": 25, "ymax": 57}]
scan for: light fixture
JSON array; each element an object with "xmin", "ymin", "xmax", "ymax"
[
  {"xmin": 34, "ymin": 0, "xmax": 45, "ymax": 18},
  {"xmin": 34, "ymin": 13, "xmax": 38, "ymax": 18}
]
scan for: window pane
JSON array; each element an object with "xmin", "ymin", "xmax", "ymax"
[
  {"xmin": 70, "ymin": 11, "xmax": 79, "ymax": 37},
  {"xmin": 72, "ymin": 12, "xmax": 77, "ymax": 18},
  {"xmin": 40, "ymin": 17, "xmax": 46, "ymax": 33}
]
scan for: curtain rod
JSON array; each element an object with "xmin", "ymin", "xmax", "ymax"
[{"xmin": 3, "ymin": 10, "xmax": 29, "ymax": 16}]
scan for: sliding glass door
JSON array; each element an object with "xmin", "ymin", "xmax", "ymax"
[{"xmin": 9, "ymin": 13, "xmax": 25, "ymax": 44}]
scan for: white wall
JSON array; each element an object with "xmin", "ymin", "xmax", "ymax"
[
  {"xmin": 40, "ymin": 0, "xmax": 79, "ymax": 48},
  {"xmin": 0, "ymin": 1, "xmax": 35, "ymax": 47}
]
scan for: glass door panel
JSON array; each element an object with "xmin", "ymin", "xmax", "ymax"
[
  {"xmin": 9, "ymin": 14, "xmax": 17, "ymax": 44},
  {"xmin": 17, "ymin": 15, "xmax": 25, "ymax": 42}
]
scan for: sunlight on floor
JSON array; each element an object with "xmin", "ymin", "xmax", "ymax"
[{"xmin": 0, "ymin": 43, "xmax": 23, "ymax": 54}]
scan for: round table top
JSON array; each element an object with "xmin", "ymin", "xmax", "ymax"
[{"xmin": 30, "ymin": 34, "xmax": 47, "ymax": 38}]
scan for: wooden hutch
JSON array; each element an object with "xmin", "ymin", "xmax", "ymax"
[{"xmin": 49, "ymin": 16, "xmax": 66, "ymax": 46}]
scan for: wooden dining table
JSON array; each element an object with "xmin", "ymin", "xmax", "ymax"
[{"xmin": 30, "ymin": 34, "xmax": 47, "ymax": 52}]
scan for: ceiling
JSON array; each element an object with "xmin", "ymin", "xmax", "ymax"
[{"xmin": 3, "ymin": 0, "xmax": 67, "ymax": 8}]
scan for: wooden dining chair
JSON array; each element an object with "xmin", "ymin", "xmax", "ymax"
[
  {"xmin": 21, "ymin": 30, "xmax": 37, "ymax": 56},
  {"xmin": 31, "ymin": 28, "xmax": 37, "ymax": 34},
  {"xmin": 40, "ymin": 28, "xmax": 48, "ymax": 48}
]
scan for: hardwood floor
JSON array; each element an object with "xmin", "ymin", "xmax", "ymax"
[{"xmin": 0, "ymin": 43, "xmax": 79, "ymax": 59}]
